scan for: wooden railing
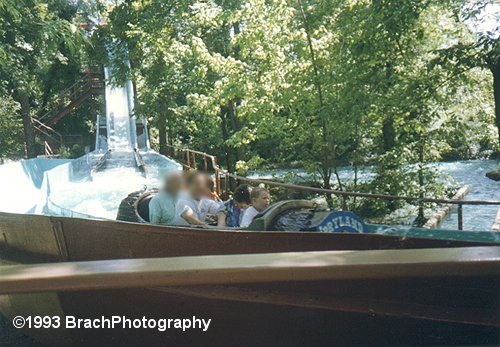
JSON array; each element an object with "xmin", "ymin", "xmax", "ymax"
[
  {"xmin": 37, "ymin": 71, "xmax": 104, "ymax": 125},
  {"xmin": 166, "ymin": 144, "xmax": 222, "ymax": 196},
  {"xmin": 43, "ymin": 141, "xmax": 54, "ymax": 157},
  {"xmin": 165, "ymin": 144, "xmax": 500, "ymax": 230},
  {"xmin": 32, "ymin": 118, "xmax": 63, "ymax": 146},
  {"xmin": 32, "ymin": 70, "xmax": 104, "ymax": 154}
]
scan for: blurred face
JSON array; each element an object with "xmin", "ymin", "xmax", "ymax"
[
  {"xmin": 164, "ymin": 174, "xmax": 182, "ymax": 197},
  {"xmin": 189, "ymin": 174, "xmax": 207, "ymax": 200},
  {"xmin": 234, "ymin": 201, "xmax": 249, "ymax": 209},
  {"xmin": 252, "ymin": 191, "xmax": 270, "ymax": 212}
]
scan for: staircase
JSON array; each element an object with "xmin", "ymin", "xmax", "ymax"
[{"xmin": 33, "ymin": 71, "xmax": 105, "ymax": 155}]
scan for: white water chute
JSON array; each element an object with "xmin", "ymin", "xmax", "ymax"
[{"xmin": 104, "ymin": 65, "xmax": 137, "ymax": 151}]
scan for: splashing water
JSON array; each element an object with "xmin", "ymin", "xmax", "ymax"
[
  {"xmin": 49, "ymin": 164, "xmax": 163, "ymax": 219},
  {"xmin": 104, "ymin": 67, "xmax": 133, "ymax": 150}
]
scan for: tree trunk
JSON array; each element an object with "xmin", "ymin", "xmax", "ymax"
[
  {"xmin": 322, "ymin": 169, "xmax": 334, "ymax": 208},
  {"xmin": 382, "ymin": 63, "xmax": 396, "ymax": 151},
  {"xmin": 16, "ymin": 90, "xmax": 36, "ymax": 158},
  {"xmin": 158, "ymin": 121, "xmax": 167, "ymax": 155},
  {"xmin": 491, "ymin": 58, "xmax": 500, "ymax": 144},
  {"xmin": 382, "ymin": 118, "xmax": 396, "ymax": 151},
  {"xmin": 219, "ymin": 107, "xmax": 233, "ymax": 173},
  {"xmin": 228, "ymin": 100, "xmax": 244, "ymax": 162},
  {"xmin": 415, "ymin": 138, "xmax": 426, "ymax": 227},
  {"xmin": 298, "ymin": 0, "xmax": 334, "ymax": 205}
]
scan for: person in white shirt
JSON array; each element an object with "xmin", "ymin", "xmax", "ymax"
[
  {"xmin": 177, "ymin": 172, "xmax": 225, "ymax": 226},
  {"xmin": 149, "ymin": 172, "xmax": 183, "ymax": 225},
  {"xmin": 240, "ymin": 187, "xmax": 271, "ymax": 228}
]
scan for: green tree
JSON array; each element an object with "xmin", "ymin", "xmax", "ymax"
[{"xmin": 0, "ymin": 0, "xmax": 85, "ymax": 158}]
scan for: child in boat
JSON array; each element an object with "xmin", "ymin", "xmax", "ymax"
[
  {"xmin": 223, "ymin": 184, "xmax": 253, "ymax": 227},
  {"xmin": 149, "ymin": 172, "xmax": 183, "ymax": 225},
  {"xmin": 177, "ymin": 171, "xmax": 225, "ymax": 226},
  {"xmin": 240, "ymin": 187, "xmax": 271, "ymax": 228}
]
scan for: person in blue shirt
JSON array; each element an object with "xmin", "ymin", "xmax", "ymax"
[
  {"xmin": 224, "ymin": 184, "xmax": 253, "ymax": 227},
  {"xmin": 149, "ymin": 172, "xmax": 183, "ymax": 225}
]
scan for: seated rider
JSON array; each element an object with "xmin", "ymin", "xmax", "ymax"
[
  {"xmin": 204, "ymin": 175, "xmax": 222, "ymax": 202},
  {"xmin": 149, "ymin": 172, "xmax": 183, "ymax": 225},
  {"xmin": 240, "ymin": 187, "xmax": 270, "ymax": 228},
  {"xmin": 178, "ymin": 172, "xmax": 225, "ymax": 226},
  {"xmin": 223, "ymin": 184, "xmax": 253, "ymax": 227}
]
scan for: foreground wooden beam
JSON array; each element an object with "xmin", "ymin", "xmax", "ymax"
[{"xmin": 0, "ymin": 247, "xmax": 499, "ymax": 295}]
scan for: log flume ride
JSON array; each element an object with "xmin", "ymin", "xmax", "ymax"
[
  {"xmin": 1, "ymin": 146, "xmax": 500, "ymax": 346},
  {"xmin": 1, "ymin": 172, "xmax": 500, "ymax": 345},
  {"xmin": 1, "ymin": 72, "xmax": 500, "ymax": 346}
]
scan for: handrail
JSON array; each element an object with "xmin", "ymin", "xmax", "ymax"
[
  {"xmin": 134, "ymin": 148, "xmax": 147, "ymax": 177},
  {"xmin": 165, "ymin": 144, "xmax": 216, "ymax": 161},
  {"xmin": 32, "ymin": 118, "xmax": 63, "ymax": 145},
  {"xmin": 164, "ymin": 144, "xmax": 500, "ymax": 230},
  {"xmin": 44, "ymin": 141, "xmax": 54, "ymax": 156},
  {"xmin": 223, "ymin": 172, "xmax": 500, "ymax": 206},
  {"xmin": 166, "ymin": 145, "xmax": 500, "ymax": 205},
  {"xmin": 165, "ymin": 144, "xmax": 221, "ymax": 195},
  {"xmin": 32, "ymin": 118, "xmax": 62, "ymax": 137},
  {"xmin": 37, "ymin": 72, "xmax": 104, "ymax": 122}
]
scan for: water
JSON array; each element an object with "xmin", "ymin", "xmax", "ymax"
[
  {"xmin": 251, "ymin": 160, "xmax": 500, "ymax": 231},
  {"xmin": 41, "ymin": 66, "xmax": 179, "ymax": 219},
  {"xmin": 104, "ymin": 66, "xmax": 134, "ymax": 150},
  {"xmin": 49, "ymin": 161, "xmax": 162, "ymax": 219},
  {"xmin": 435, "ymin": 160, "xmax": 500, "ymax": 231},
  {"xmin": 248, "ymin": 166, "xmax": 374, "ymax": 184}
]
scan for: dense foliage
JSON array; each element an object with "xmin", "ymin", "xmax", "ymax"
[
  {"xmin": 0, "ymin": 0, "xmax": 97, "ymax": 160},
  {"xmin": 0, "ymin": 0, "xmax": 499, "ymax": 221},
  {"xmin": 95, "ymin": 0, "xmax": 498, "ymax": 215}
]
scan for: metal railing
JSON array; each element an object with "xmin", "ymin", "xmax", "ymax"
[{"xmin": 164, "ymin": 144, "xmax": 500, "ymax": 231}]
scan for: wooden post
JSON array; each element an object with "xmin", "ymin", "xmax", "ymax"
[
  {"xmin": 213, "ymin": 157, "xmax": 221, "ymax": 196},
  {"xmin": 423, "ymin": 186, "xmax": 470, "ymax": 229},
  {"xmin": 224, "ymin": 173, "xmax": 229, "ymax": 200},
  {"xmin": 192, "ymin": 152, "xmax": 197, "ymax": 170},
  {"xmin": 458, "ymin": 204, "xmax": 463, "ymax": 231},
  {"xmin": 491, "ymin": 207, "xmax": 500, "ymax": 231},
  {"xmin": 342, "ymin": 196, "xmax": 348, "ymax": 211},
  {"xmin": 186, "ymin": 150, "xmax": 191, "ymax": 169}
]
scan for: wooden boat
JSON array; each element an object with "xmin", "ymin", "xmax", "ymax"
[
  {"xmin": 1, "ymin": 207, "xmax": 500, "ymax": 346},
  {"xmin": 1, "ymin": 243, "xmax": 500, "ymax": 346}
]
